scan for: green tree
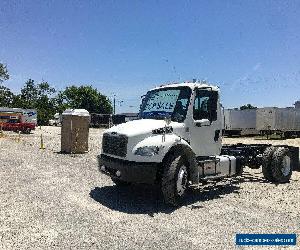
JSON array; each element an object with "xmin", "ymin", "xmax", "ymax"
[
  {"xmin": 60, "ymin": 85, "xmax": 113, "ymax": 114},
  {"xmin": 240, "ymin": 104, "xmax": 257, "ymax": 110},
  {"xmin": 0, "ymin": 63, "xmax": 12, "ymax": 106},
  {"xmin": 38, "ymin": 81, "xmax": 56, "ymax": 96},
  {"xmin": 11, "ymin": 94, "xmax": 25, "ymax": 108},
  {"xmin": 0, "ymin": 86, "xmax": 15, "ymax": 107},
  {"xmin": 35, "ymin": 82, "xmax": 56, "ymax": 125},
  {"xmin": 0, "ymin": 63, "xmax": 9, "ymax": 83},
  {"xmin": 53, "ymin": 91, "xmax": 70, "ymax": 114},
  {"xmin": 19, "ymin": 79, "xmax": 38, "ymax": 108},
  {"xmin": 17, "ymin": 79, "xmax": 57, "ymax": 125}
]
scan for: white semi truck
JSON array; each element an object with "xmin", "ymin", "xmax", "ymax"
[{"xmin": 98, "ymin": 81, "xmax": 299, "ymax": 206}]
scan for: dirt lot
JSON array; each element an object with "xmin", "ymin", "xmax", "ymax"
[{"xmin": 0, "ymin": 126, "xmax": 299, "ymax": 249}]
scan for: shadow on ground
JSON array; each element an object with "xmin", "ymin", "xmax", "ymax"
[
  {"xmin": 90, "ymin": 172, "xmax": 272, "ymax": 215},
  {"xmin": 253, "ymin": 137, "xmax": 287, "ymax": 141}
]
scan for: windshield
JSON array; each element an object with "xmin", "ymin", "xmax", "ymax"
[{"xmin": 139, "ymin": 86, "xmax": 192, "ymax": 122}]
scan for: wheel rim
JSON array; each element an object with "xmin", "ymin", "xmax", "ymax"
[
  {"xmin": 176, "ymin": 165, "xmax": 187, "ymax": 196},
  {"xmin": 282, "ymin": 155, "xmax": 291, "ymax": 177}
]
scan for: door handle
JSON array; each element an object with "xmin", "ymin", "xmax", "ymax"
[{"xmin": 214, "ymin": 130, "xmax": 220, "ymax": 142}]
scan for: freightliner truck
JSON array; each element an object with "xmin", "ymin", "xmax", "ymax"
[{"xmin": 98, "ymin": 81, "xmax": 299, "ymax": 206}]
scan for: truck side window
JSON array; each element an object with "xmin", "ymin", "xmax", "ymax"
[{"xmin": 193, "ymin": 90, "xmax": 218, "ymax": 121}]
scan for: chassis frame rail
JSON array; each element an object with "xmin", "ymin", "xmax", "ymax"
[{"xmin": 221, "ymin": 143, "xmax": 300, "ymax": 171}]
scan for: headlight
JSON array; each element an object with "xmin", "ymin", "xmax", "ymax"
[{"xmin": 134, "ymin": 146, "xmax": 160, "ymax": 157}]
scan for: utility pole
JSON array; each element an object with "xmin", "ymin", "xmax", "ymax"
[
  {"xmin": 113, "ymin": 96, "xmax": 116, "ymax": 115},
  {"xmin": 111, "ymin": 94, "xmax": 123, "ymax": 115}
]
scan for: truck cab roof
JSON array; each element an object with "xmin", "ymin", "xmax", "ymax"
[{"xmin": 151, "ymin": 81, "xmax": 219, "ymax": 92}]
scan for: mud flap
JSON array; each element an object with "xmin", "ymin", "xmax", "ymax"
[{"xmin": 289, "ymin": 146, "xmax": 300, "ymax": 171}]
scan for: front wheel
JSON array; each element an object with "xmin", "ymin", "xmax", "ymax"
[{"xmin": 161, "ymin": 153, "xmax": 189, "ymax": 206}]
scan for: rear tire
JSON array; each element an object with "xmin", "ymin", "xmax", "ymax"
[
  {"xmin": 271, "ymin": 147, "xmax": 292, "ymax": 183},
  {"xmin": 262, "ymin": 146, "xmax": 276, "ymax": 182},
  {"xmin": 111, "ymin": 177, "xmax": 131, "ymax": 186},
  {"xmin": 22, "ymin": 128, "xmax": 31, "ymax": 134},
  {"xmin": 161, "ymin": 153, "xmax": 189, "ymax": 206},
  {"xmin": 283, "ymin": 132, "xmax": 292, "ymax": 139}
]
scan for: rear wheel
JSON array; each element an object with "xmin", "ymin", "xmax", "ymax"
[
  {"xmin": 283, "ymin": 132, "xmax": 292, "ymax": 139},
  {"xmin": 271, "ymin": 147, "xmax": 292, "ymax": 183},
  {"xmin": 111, "ymin": 177, "xmax": 131, "ymax": 186},
  {"xmin": 262, "ymin": 146, "xmax": 276, "ymax": 182},
  {"xmin": 21, "ymin": 128, "xmax": 31, "ymax": 134},
  {"xmin": 161, "ymin": 153, "xmax": 189, "ymax": 206}
]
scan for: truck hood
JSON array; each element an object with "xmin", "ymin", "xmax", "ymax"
[
  {"xmin": 102, "ymin": 119, "xmax": 188, "ymax": 162},
  {"xmin": 105, "ymin": 119, "xmax": 170, "ymax": 137}
]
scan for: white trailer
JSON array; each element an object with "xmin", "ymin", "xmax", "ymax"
[
  {"xmin": 22, "ymin": 109, "xmax": 38, "ymax": 125},
  {"xmin": 0, "ymin": 107, "xmax": 37, "ymax": 125},
  {"xmin": 49, "ymin": 113, "xmax": 62, "ymax": 126},
  {"xmin": 256, "ymin": 107, "xmax": 300, "ymax": 138},
  {"xmin": 224, "ymin": 109, "xmax": 259, "ymax": 136}
]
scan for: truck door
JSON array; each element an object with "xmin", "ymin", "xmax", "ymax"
[{"xmin": 189, "ymin": 88, "xmax": 222, "ymax": 156}]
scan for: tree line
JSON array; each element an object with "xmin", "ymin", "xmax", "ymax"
[
  {"xmin": 1, "ymin": 62, "xmax": 258, "ymax": 125},
  {"xmin": 0, "ymin": 63, "xmax": 113, "ymax": 125}
]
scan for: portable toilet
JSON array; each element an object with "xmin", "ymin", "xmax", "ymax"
[{"xmin": 61, "ymin": 109, "xmax": 90, "ymax": 153}]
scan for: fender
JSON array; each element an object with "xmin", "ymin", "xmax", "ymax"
[
  {"xmin": 159, "ymin": 143, "xmax": 198, "ymax": 183},
  {"xmin": 133, "ymin": 134, "xmax": 198, "ymax": 182},
  {"xmin": 132, "ymin": 134, "xmax": 194, "ymax": 163}
]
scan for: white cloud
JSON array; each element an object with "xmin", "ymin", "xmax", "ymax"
[{"xmin": 252, "ymin": 63, "xmax": 261, "ymax": 71}]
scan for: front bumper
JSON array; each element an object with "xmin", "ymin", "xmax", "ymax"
[{"xmin": 98, "ymin": 154, "xmax": 159, "ymax": 184}]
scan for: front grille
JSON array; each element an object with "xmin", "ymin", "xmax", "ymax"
[{"xmin": 102, "ymin": 133, "xmax": 128, "ymax": 157}]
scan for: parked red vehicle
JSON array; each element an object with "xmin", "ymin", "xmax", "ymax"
[{"xmin": 0, "ymin": 111, "xmax": 36, "ymax": 134}]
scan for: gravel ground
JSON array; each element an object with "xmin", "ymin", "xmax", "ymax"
[{"xmin": 0, "ymin": 126, "xmax": 299, "ymax": 249}]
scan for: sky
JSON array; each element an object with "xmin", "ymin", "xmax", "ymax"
[{"xmin": 1, "ymin": 0, "xmax": 300, "ymax": 113}]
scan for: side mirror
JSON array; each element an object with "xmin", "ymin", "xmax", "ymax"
[{"xmin": 195, "ymin": 118, "xmax": 211, "ymax": 127}]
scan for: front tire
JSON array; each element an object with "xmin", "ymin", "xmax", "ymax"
[{"xmin": 161, "ymin": 153, "xmax": 189, "ymax": 206}]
